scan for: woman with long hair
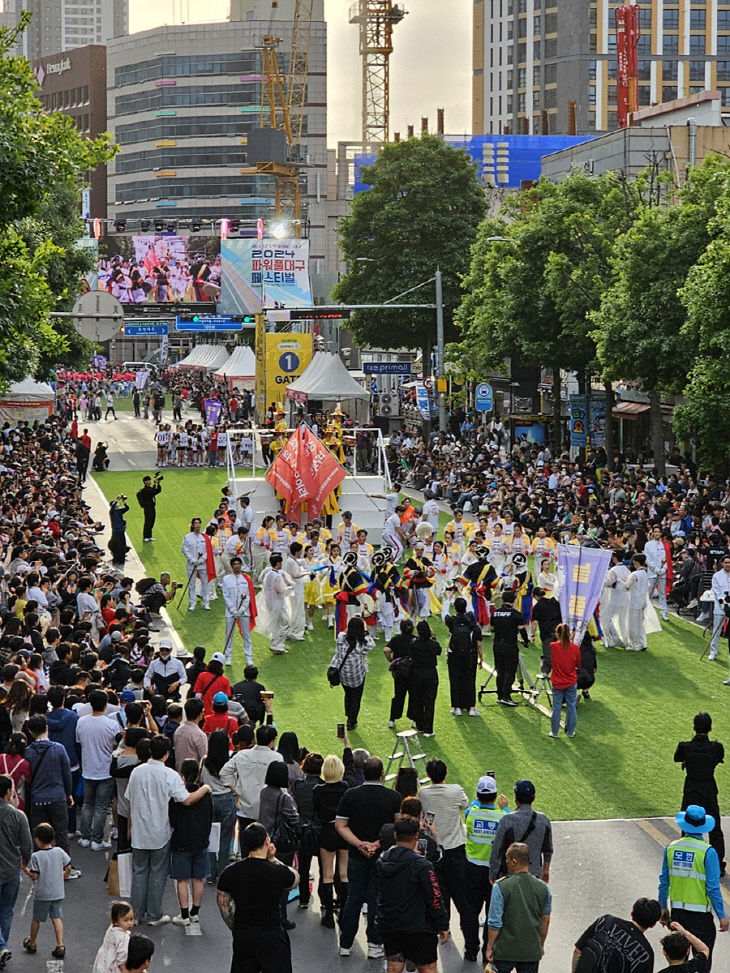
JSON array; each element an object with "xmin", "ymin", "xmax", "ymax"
[
  {"xmin": 548, "ymin": 623, "xmax": 582, "ymax": 739},
  {"xmin": 201, "ymin": 729, "xmax": 237, "ymax": 881},
  {"xmin": 6, "ymin": 680, "xmax": 33, "ymax": 733},
  {"xmin": 383, "ymin": 618, "xmax": 415, "ymax": 730},
  {"xmin": 277, "ymin": 731, "xmax": 304, "ymax": 789},
  {"xmin": 0, "ymin": 732, "xmax": 31, "ymax": 811},
  {"xmin": 257, "ymin": 760, "xmax": 299, "ymax": 931},
  {"xmin": 328, "ymin": 616, "xmax": 374, "ymax": 732}
]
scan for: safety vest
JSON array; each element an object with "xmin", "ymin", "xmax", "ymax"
[
  {"xmin": 666, "ymin": 836, "xmax": 711, "ymax": 912},
  {"xmin": 465, "ymin": 801, "xmax": 505, "ymax": 866}
]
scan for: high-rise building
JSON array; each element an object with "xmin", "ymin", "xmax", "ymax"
[
  {"xmin": 105, "ymin": 3, "xmax": 328, "ymax": 263},
  {"xmin": 472, "ymin": 0, "xmax": 730, "ymax": 136},
  {"xmin": 3, "ymin": 1, "xmax": 128, "ymax": 60}
]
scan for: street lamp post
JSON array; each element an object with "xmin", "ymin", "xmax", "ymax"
[{"xmin": 435, "ymin": 268, "xmax": 446, "ymax": 432}]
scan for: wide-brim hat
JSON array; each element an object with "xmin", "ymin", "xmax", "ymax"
[
  {"xmin": 381, "ymin": 546, "xmax": 393, "ymax": 560},
  {"xmin": 372, "ymin": 552, "xmax": 385, "ymax": 566},
  {"xmin": 343, "ymin": 551, "xmax": 358, "ymax": 566},
  {"xmin": 676, "ymin": 804, "xmax": 715, "ymax": 836},
  {"xmin": 476, "ymin": 546, "xmax": 489, "ymax": 559}
]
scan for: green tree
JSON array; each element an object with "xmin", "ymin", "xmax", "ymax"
[
  {"xmin": 0, "ymin": 15, "xmax": 115, "ymax": 386},
  {"xmin": 594, "ymin": 156, "xmax": 729, "ymax": 473},
  {"xmin": 332, "ymin": 135, "xmax": 486, "ymax": 362},
  {"xmin": 457, "ymin": 171, "xmax": 647, "ymax": 453}
]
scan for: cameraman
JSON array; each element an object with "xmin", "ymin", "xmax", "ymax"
[
  {"xmin": 140, "ymin": 572, "xmax": 179, "ymax": 615},
  {"xmin": 108, "ymin": 494, "xmax": 130, "ymax": 568},
  {"xmin": 136, "ymin": 473, "xmax": 163, "ymax": 543}
]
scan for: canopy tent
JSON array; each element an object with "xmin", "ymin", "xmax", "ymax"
[
  {"xmin": 0, "ymin": 379, "xmax": 55, "ymax": 422},
  {"xmin": 214, "ymin": 345, "xmax": 255, "ymax": 391},
  {"xmin": 285, "ymin": 352, "xmax": 370, "ymax": 422},
  {"xmin": 173, "ymin": 345, "xmax": 230, "ymax": 372}
]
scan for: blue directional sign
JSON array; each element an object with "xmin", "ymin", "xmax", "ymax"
[
  {"xmin": 475, "ymin": 382, "xmax": 494, "ymax": 412},
  {"xmin": 122, "ymin": 323, "xmax": 170, "ymax": 337},
  {"xmin": 176, "ymin": 314, "xmax": 246, "ymax": 333},
  {"xmin": 363, "ymin": 361, "xmax": 413, "ymax": 375}
]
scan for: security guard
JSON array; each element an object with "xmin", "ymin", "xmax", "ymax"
[
  {"xmin": 659, "ymin": 804, "xmax": 728, "ymax": 969},
  {"xmin": 490, "ymin": 590, "xmax": 529, "ymax": 707},
  {"xmin": 463, "ymin": 775, "xmax": 508, "ymax": 963},
  {"xmin": 675, "ymin": 712, "xmax": 726, "ymax": 876}
]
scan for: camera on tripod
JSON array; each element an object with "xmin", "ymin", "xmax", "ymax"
[{"xmin": 723, "ymin": 595, "xmax": 730, "ymax": 619}]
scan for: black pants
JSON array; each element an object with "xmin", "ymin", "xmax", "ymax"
[
  {"xmin": 142, "ymin": 505, "xmax": 156, "ymax": 540},
  {"xmin": 463, "ymin": 861, "xmax": 492, "ymax": 957},
  {"xmin": 232, "ymin": 927, "xmax": 292, "ymax": 973},
  {"xmin": 389, "ymin": 674, "xmax": 410, "ymax": 721},
  {"xmin": 447, "ymin": 655, "xmax": 477, "ymax": 710},
  {"xmin": 670, "ymin": 909, "xmax": 716, "ymax": 970},
  {"xmin": 408, "ymin": 668, "xmax": 438, "ymax": 733},
  {"xmin": 343, "ymin": 681, "xmax": 364, "ymax": 729},
  {"xmin": 682, "ymin": 791, "xmax": 725, "ymax": 870},
  {"xmin": 297, "ymin": 849, "xmax": 320, "ymax": 906},
  {"xmin": 435, "ymin": 845, "xmax": 469, "ymax": 937},
  {"xmin": 30, "ymin": 799, "xmax": 69, "ymax": 853},
  {"xmin": 493, "ymin": 645, "xmax": 518, "ymax": 701},
  {"xmin": 109, "ymin": 530, "xmax": 128, "ymax": 565}
]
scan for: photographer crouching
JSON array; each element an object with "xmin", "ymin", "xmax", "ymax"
[
  {"xmin": 136, "ymin": 572, "xmax": 182, "ymax": 616},
  {"xmin": 136, "ymin": 472, "xmax": 163, "ymax": 543}
]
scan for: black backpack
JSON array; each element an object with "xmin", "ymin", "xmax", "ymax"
[
  {"xmin": 448, "ymin": 614, "xmax": 475, "ymax": 655},
  {"xmin": 135, "ymin": 577, "xmax": 157, "ymax": 596}
]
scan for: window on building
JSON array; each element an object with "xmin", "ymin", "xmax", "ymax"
[
  {"xmin": 663, "ymin": 60, "xmax": 678, "ymax": 80},
  {"xmin": 663, "ymin": 35, "xmax": 679, "ymax": 53},
  {"xmin": 662, "ymin": 85, "xmax": 677, "ymax": 100},
  {"xmin": 518, "ymin": 17, "xmax": 527, "ymax": 37},
  {"xmin": 637, "ymin": 59, "xmax": 651, "ymax": 81},
  {"xmin": 638, "ymin": 86, "xmax": 651, "ymax": 106},
  {"xmin": 719, "ymin": 35, "xmax": 730, "ymax": 54},
  {"xmin": 718, "ymin": 60, "xmax": 730, "ymax": 80},
  {"xmin": 639, "ymin": 8, "xmax": 652, "ymax": 29},
  {"xmin": 719, "ymin": 11, "xmax": 730, "ymax": 28},
  {"xmin": 518, "ymin": 92, "xmax": 526, "ymax": 111},
  {"xmin": 663, "ymin": 9, "xmax": 679, "ymax": 29},
  {"xmin": 690, "ymin": 34, "xmax": 705, "ymax": 54},
  {"xmin": 589, "ymin": 33, "xmax": 597, "ymax": 53},
  {"xmin": 533, "ymin": 14, "xmax": 541, "ymax": 35},
  {"xmin": 637, "ymin": 34, "xmax": 651, "ymax": 54},
  {"xmin": 533, "ymin": 90, "xmax": 540, "ymax": 109},
  {"xmin": 589, "ymin": 7, "xmax": 596, "ymax": 28},
  {"xmin": 533, "ymin": 65, "xmax": 541, "ymax": 86},
  {"xmin": 690, "ymin": 9, "xmax": 706, "ymax": 30},
  {"xmin": 544, "ymin": 38, "xmax": 557, "ymax": 57},
  {"xmin": 544, "ymin": 63, "xmax": 557, "ymax": 83},
  {"xmin": 690, "ymin": 60, "xmax": 705, "ymax": 81},
  {"xmin": 607, "ymin": 84, "xmax": 617, "ymax": 107},
  {"xmin": 518, "ymin": 67, "xmax": 526, "ymax": 87},
  {"xmin": 518, "ymin": 0, "xmax": 526, "ymax": 12},
  {"xmin": 608, "ymin": 33, "xmax": 617, "ymax": 53},
  {"xmin": 544, "ymin": 87, "xmax": 556, "ymax": 108},
  {"xmin": 545, "ymin": 13, "xmax": 556, "ymax": 33},
  {"xmin": 588, "ymin": 59, "xmax": 596, "ymax": 81},
  {"xmin": 588, "ymin": 85, "xmax": 596, "ymax": 107},
  {"xmin": 722, "ymin": 86, "xmax": 730, "ymax": 106}
]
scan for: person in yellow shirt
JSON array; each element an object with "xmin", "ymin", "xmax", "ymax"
[
  {"xmin": 531, "ymin": 526, "xmax": 558, "ymax": 562},
  {"xmin": 337, "ymin": 511, "xmax": 361, "ymax": 548},
  {"xmin": 445, "ymin": 510, "xmax": 473, "ymax": 548}
]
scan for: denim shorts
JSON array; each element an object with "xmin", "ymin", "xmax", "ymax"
[
  {"xmin": 33, "ymin": 898, "xmax": 63, "ymax": 922},
  {"xmin": 170, "ymin": 849, "xmax": 209, "ymax": 880}
]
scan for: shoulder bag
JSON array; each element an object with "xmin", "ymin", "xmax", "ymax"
[
  {"xmin": 270, "ymin": 790, "xmax": 301, "ymax": 855},
  {"xmin": 327, "ymin": 640, "xmax": 357, "ymax": 688}
]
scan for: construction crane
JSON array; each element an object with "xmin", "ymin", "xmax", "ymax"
[
  {"xmin": 349, "ymin": 1, "xmax": 407, "ymax": 148},
  {"xmin": 615, "ymin": 0, "xmax": 640, "ymax": 128},
  {"xmin": 252, "ymin": 1, "xmax": 315, "ymax": 236}
]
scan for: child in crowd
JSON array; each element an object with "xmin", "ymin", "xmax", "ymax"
[
  {"xmin": 93, "ymin": 901, "xmax": 136, "ymax": 973},
  {"xmin": 22, "ymin": 823, "xmax": 71, "ymax": 958}
]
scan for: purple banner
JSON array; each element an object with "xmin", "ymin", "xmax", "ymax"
[
  {"xmin": 556, "ymin": 544, "xmax": 611, "ymax": 641},
  {"xmin": 204, "ymin": 398, "xmax": 222, "ymax": 426},
  {"xmin": 92, "ymin": 355, "xmax": 107, "ymax": 370}
]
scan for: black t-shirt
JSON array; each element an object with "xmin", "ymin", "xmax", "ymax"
[
  {"xmin": 674, "ymin": 736, "xmax": 724, "ymax": 794},
  {"xmin": 491, "ymin": 607, "xmax": 525, "ymax": 649},
  {"xmin": 532, "ymin": 597, "xmax": 562, "ymax": 641},
  {"xmin": 409, "ymin": 637, "xmax": 441, "ymax": 671},
  {"xmin": 657, "ymin": 955, "xmax": 708, "ymax": 973},
  {"xmin": 575, "ymin": 915, "xmax": 654, "ymax": 973},
  {"xmin": 336, "ymin": 783, "xmax": 401, "ymax": 858},
  {"xmin": 217, "ymin": 857, "xmax": 293, "ymax": 931},
  {"xmin": 386, "ymin": 633, "xmax": 414, "ymax": 660}
]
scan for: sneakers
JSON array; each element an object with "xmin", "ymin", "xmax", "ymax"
[
  {"xmin": 189, "ymin": 914, "xmax": 200, "ymax": 924},
  {"xmin": 147, "ymin": 915, "xmax": 171, "ymax": 926},
  {"xmin": 387, "ymin": 720, "xmax": 395, "ymax": 728},
  {"xmin": 468, "ymin": 707, "xmax": 480, "ymax": 717},
  {"xmin": 451, "ymin": 707, "xmax": 462, "ymax": 716},
  {"xmin": 723, "ymin": 677, "xmax": 730, "ymax": 686},
  {"xmin": 172, "ymin": 915, "xmax": 190, "ymax": 927},
  {"xmin": 498, "ymin": 698, "xmax": 518, "ymax": 707},
  {"xmin": 0, "ymin": 947, "xmax": 10, "ymax": 968},
  {"xmin": 422, "ymin": 731, "xmax": 435, "ymax": 737},
  {"xmin": 367, "ymin": 944, "xmax": 385, "ymax": 959},
  {"xmin": 66, "ymin": 867, "xmax": 82, "ymax": 880},
  {"xmin": 566, "ymin": 731, "xmax": 576, "ymax": 738},
  {"xmin": 91, "ymin": 840, "xmax": 111, "ymax": 851},
  {"xmin": 307, "ymin": 622, "xmax": 314, "ymax": 631},
  {"xmin": 548, "ymin": 731, "xmax": 560, "ymax": 738},
  {"xmin": 338, "ymin": 946, "xmax": 351, "ymax": 956},
  {"xmin": 281, "ymin": 919, "xmax": 296, "ymax": 931},
  {"xmin": 77, "ymin": 839, "xmax": 90, "ymax": 848}
]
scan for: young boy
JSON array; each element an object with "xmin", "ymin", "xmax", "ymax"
[
  {"xmin": 659, "ymin": 921, "xmax": 710, "ymax": 972},
  {"xmin": 22, "ymin": 823, "xmax": 71, "ymax": 958}
]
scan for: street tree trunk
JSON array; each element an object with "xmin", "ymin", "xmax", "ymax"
[
  {"xmin": 648, "ymin": 388, "xmax": 666, "ymax": 475},
  {"xmin": 603, "ymin": 382, "xmax": 615, "ymax": 469},
  {"xmin": 551, "ymin": 366, "xmax": 562, "ymax": 450}
]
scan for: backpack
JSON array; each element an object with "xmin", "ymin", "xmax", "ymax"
[
  {"xmin": 135, "ymin": 577, "xmax": 157, "ymax": 596},
  {"xmin": 448, "ymin": 615, "xmax": 475, "ymax": 655},
  {"xmin": 136, "ymin": 488, "xmax": 146, "ymax": 508}
]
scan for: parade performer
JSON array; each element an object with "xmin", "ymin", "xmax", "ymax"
[
  {"xmin": 220, "ymin": 557, "xmax": 257, "ymax": 666},
  {"xmin": 372, "ymin": 549, "xmax": 400, "ymax": 642},
  {"xmin": 335, "ymin": 551, "xmax": 369, "ymax": 634},
  {"xmin": 461, "ymin": 546, "xmax": 498, "ymax": 628},
  {"xmin": 403, "ymin": 543, "xmax": 438, "ymax": 619},
  {"xmin": 181, "ymin": 517, "xmax": 212, "ymax": 611},
  {"xmin": 260, "ymin": 553, "xmax": 294, "ymax": 655}
]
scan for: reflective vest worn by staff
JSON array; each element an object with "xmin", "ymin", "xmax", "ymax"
[
  {"xmin": 666, "ymin": 835, "xmax": 711, "ymax": 911},
  {"xmin": 465, "ymin": 802, "xmax": 505, "ymax": 866}
]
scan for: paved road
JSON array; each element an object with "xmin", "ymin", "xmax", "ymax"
[{"xmin": 45, "ymin": 414, "xmax": 730, "ymax": 973}]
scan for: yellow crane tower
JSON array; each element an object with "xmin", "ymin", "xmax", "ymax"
[{"xmin": 349, "ymin": 1, "xmax": 407, "ymax": 148}]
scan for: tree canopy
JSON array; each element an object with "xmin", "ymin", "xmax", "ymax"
[{"xmin": 332, "ymin": 135, "xmax": 486, "ymax": 357}]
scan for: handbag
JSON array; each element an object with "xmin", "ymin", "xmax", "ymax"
[
  {"xmin": 327, "ymin": 640, "xmax": 357, "ymax": 688},
  {"xmin": 117, "ymin": 851, "xmax": 132, "ymax": 898},
  {"xmin": 388, "ymin": 656, "xmax": 413, "ymax": 681},
  {"xmin": 298, "ymin": 818, "xmax": 322, "ymax": 856},
  {"xmin": 270, "ymin": 792, "xmax": 300, "ymax": 855},
  {"xmin": 106, "ymin": 857, "xmax": 120, "ymax": 897}
]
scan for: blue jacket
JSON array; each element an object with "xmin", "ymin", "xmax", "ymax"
[
  {"xmin": 25, "ymin": 739, "xmax": 72, "ymax": 804},
  {"xmin": 46, "ymin": 707, "xmax": 80, "ymax": 768}
]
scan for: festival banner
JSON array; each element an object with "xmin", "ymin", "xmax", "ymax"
[
  {"xmin": 569, "ymin": 393, "xmax": 606, "ymax": 449},
  {"xmin": 265, "ymin": 425, "xmax": 346, "ymax": 521},
  {"xmin": 556, "ymin": 544, "xmax": 611, "ymax": 642},
  {"xmin": 220, "ymin": 238, "xmax": 313, "ymax": 315},
  {"xmin": 135, "ymin": 370, "xmax": 150, "ymax": 390},
  {"xmin": 204, "ymin": 398, "xmax": 223, "ymax": 426},
  {"xmin": 415, "ymin": 385, "xmax": 431, "ymax": 420}
]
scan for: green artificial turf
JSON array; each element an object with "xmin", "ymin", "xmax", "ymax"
[{"xmin": 94, "ymin": 468, "xmax": 729, "ymax": 822}]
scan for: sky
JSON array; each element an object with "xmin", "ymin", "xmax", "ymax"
[{"xmin": 129, "ymin": 0, "xmax": 473, "ymax": 144}]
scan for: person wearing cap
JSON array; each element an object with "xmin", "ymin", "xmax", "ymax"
[
  {"xmin": 203, "ymin": 693, "xmax": 240, "ymax": 745},
  {"xmin": 136, "ymin": 474, "xmax": 162, "ymax": 544},
  {"xmin": 460, "ymin": 546, "xmax": 497, "ymax": 630},
  {"xmin": 488, "ymin": 780, "xmax": 553, "ymax": 885},
  {"xmin": 220, "ymin": 557, "xmax": 257, "ymax": 666},
  {"xmin": 486, "ymin": 842, "xmax": 551, "ymax": 972},
  {"xmin": 463, "ymin": 775, "xmax": 509, "ymax": 963},
  {"xmin": 675, "ymin": 713, "xmax": 726, "ymax": 877},
  {"xmin": 143, "ymin": 640, "xmax": 186, "ymax": 701},
  {"xmin": 659, "ymin": 804, "xmax": 729, "ymax": 967}
]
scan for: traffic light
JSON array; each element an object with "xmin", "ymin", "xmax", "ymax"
[{"xmin": 242, "ymin": 315, "xmax": 255, "ymax": 324}]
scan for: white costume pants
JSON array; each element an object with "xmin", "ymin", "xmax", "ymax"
[{"xmin": 224, "ymin": 614, "xmax": 253, "ymax": 665}]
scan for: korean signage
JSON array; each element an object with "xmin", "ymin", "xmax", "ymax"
[
  {"xmin": 219, "ymin": 238, "xmax": 313, "ymax": 315},
  {"xmin": 569, "ymin": 393, "xmax": 606, "ymax": 449},
  {"xmin": 256, "ymin": 333, "xmax": 313, "ymax": 418},
  {"xmin": 556, "ymin": 544, "xmax": 611, "ymax": 643}
]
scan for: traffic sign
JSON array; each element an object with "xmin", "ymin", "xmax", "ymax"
[
  {"xmin": 123, "ymin": 323, "xmax": 170, "ymax": 337},
  {"xmin": 475, "ymin": 382, "xmax": 494, "ymax": 412},
  {"xmin": 363, "ymin": 361, "xmax": 413, "ymax": 375},
  {"xmin": 289, "ymin": 308, "xmax": 351, "ymax": 321},
  {"xmin": 176, "ymin": 314, "xmax": 255, "ymax": 333}
]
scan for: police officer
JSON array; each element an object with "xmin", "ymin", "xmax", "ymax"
[
  {"xmin": 675, "ymin": 712, "xmax": 726, "ymax": 876},
  {"xmin": 490, "ymin": 590, "xmax": 528, "ymax": 707},
  {"xmin": 659, "ymin": 804, "xmax": 729, "ymax": 970},
  {"xmin": 463, "ymin": 775, "xmax": 508, "ymax": 963}
]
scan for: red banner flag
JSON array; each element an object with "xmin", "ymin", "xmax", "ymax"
[{"xmin": 264, "ymin": 424, "xmax": 346, "ymax": 521}]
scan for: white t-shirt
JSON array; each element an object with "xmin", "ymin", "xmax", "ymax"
[{"xmin": 422, "ymin": 499, "xmax": 440, "ymax": 532}]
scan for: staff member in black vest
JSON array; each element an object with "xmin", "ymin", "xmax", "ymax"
[
  {"xmin": 675, "ymin": 712, "xmax": 726, "ymax": 876},
  {"xmin": 490, "ymin": 591, "xmax": 528, "ymax": 708},
  {"xmin": 137, "ymin": 473, "xmax": 163, "ymax": 543}
]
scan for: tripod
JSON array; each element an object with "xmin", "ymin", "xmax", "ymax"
[{"xmin": 478, "ymin": 652, "xmax": 553, "ymax": 710}]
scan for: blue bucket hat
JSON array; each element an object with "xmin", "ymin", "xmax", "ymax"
[{"xmin": 675, "ymin": 804, "xmax": 715, "ymax": 836}]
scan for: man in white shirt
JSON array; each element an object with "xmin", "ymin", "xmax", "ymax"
[
  {"xmin": 262, "ymin": 554, "xmax": 293, "ymax": 654},
  {"xmin": 382, "ymin": 507, "xmax": 406, "ymax": 562},
  {"xmin": 422, "ymin": 493, "xmax": 440, "ymax": 533},
  {"xmin": 181, "ymin": 517, "xmax": 210, "ymax": 611},
  {"xmin": 75, "ymin": 689, "xmax": 119, "ymax": 850},
  {"xmin": 221, "ymin": 557, "xmax": 255, "ymax": 665},
  {"xmin": 127, "ymin": 735, "xmax": 211, "ymax": 925},
  {"xmin": 644, "ymin": 525, "xmax": 669, "ymax": 621},
  {"xmin": 220, "ymin": 724, "xmax": 283, "ymax": 828},
  {"xmin": 709, "ymin": 554, "xmax": 730, "ymax": 662},
  {"xmin": 373, "ymin": 482, "xmax": 401, "ymax": 524},
  {"xmin": 285, "ymin": 542, "xmax": 309, "ymax": 642}
]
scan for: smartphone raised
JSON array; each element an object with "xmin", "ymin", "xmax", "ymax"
[
  {"xmin": 423, "ymin": 811, "xmax": 435, "ymax": 826},
  {"xmin": 486, "ymin": 770, "xmax": 495, "ymax": 778},
  {"xmin": 336, "ymin": 723, "xmax": 345, "ymax": 739}
]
